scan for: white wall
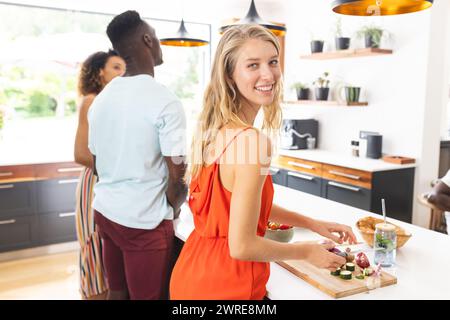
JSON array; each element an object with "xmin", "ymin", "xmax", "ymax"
[{"xmin": 282, "ymin": 0, "xmax": 448, "ymax": 227}]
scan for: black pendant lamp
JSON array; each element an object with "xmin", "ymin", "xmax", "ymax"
[
  {"xmin": 220, "ymin": 0, "xmax": 286, "ymax": 36},
  {"xmin": 160, "ymin": 19, "xmax": 208, "ymax": 47},
  {"xmin": 332, "ymin": 0, "xmax": 433, "ymax": 16}
]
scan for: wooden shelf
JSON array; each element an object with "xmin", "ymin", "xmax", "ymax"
[
  {"xmin": 284, "ymin": 100, "xmax": 368, "ymax": 107},
  {"xmin": 300, "ymin": 48, "xmax": 393, "ymax": 60}
]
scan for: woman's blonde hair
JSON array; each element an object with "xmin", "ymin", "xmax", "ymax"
[{"xmin": 187, "ymin": 24, "xmax": 283, "ymax": 181}]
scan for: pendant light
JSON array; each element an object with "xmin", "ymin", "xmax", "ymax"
[
  {"xmin": 160, "ymin": 19, "xmax": 209, "ymax": 47},
  {"xmin": 332, "ymin": 0, "xmax": 433, "ymax": 16},
  {"xmin": 220, "ymin": 0, "xmax": 286, "ymax": 36}
]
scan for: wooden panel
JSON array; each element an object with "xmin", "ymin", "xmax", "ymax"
[
  {"xmin": 34, "ymin": 162, "xmax": 83, "ymax": 179},
  {"xmin": 322, "ymin": 164, "xmax": 372, "ymax": 190},
  {"xmin": 277, "ymin": 259, "xmax": 397, "ymax": 299},
  {"xmin": 284, "ymin": 100, "xmax": 368, "ymax": 107},
  {"xmin": 0, "ymin": 165, "xmax": 35, "ymax": 181},
  {"xmin": 273, "ymin": 156, "xmax": 322, "ymax": 177},
  {"xmin": 300, "ymin": 48, "xmax": 393, "ymax": 60}
]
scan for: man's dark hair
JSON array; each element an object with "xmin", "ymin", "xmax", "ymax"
[{"xmin": 106, "ymin": 10, "xmax": 143, "ymax": 46}]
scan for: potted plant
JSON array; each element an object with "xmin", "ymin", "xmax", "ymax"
[
  {"xmin": 334, "ymin": 17, "xmax": 350, "ymax": 50},
  {"xmin": 313, "ymin": 72, "xmax": 330, "ymax": 101},
  {"xmin": 310, "ymin": 39, "xmax": 324, "ymax": 53},
  {"xmin": 291, "ymin": 82, "xmax": 310, "ymax": 100},
  {"xmin": 356, "ymin": 25, "xmax": 386, "ymax": 48}
]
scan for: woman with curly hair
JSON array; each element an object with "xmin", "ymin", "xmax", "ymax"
[{"xmin": 74, "ymin": 50, "xmax": 125, "ymax": 300}]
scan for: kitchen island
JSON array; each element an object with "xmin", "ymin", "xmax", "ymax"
[{"xmin": 174, "ymin": 184, "xmax": 450, "ymax": 300}]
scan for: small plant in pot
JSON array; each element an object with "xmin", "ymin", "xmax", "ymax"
[
  {"xmin": 313, "ymin": 72, "xmax": 330, "ymax": 101},
  {"xmin": 291, "ymin": 82, "xmax": 310, "ymax": 100},
  {"xmin": 310, "ymin": 39, "xmax": 324, "ymax": 53},
  {"xmin": 356, "ymin": 25, "xmax": 386, "ymax": 48},
  {"xmin": 334, "ymin": 17, "xmax": 350, "ymax": 50}
]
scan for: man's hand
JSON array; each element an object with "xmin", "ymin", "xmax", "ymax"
[{"xmin": 164, "ymin": 156, "xmax": 187, "ymax": 217}]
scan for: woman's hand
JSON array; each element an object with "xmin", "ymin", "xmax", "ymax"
[
  {"xmin": 301, "ymin": 241, "xmax": 346, "ymax": 271},
  {"xmin": 309, "ymin": 219, "xmax": 357, "ymax": 245}
]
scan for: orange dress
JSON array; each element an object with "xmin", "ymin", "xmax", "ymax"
[{"xmin": 170, "ymin": 128, "xmax": 274, "ymax": 300}]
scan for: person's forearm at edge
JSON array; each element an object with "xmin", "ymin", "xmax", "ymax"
[
  {"xmin": 166, "ymin": 179, "xmax": 187, "ymax": 218},
  {"xmin": 165, "ymin": 156, "xmax": 188, "ymax": 219},
  {"xmin": 428, "ymin": 184, "xmax": 450, "ymax": 211}
]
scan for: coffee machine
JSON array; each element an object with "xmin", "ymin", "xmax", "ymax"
[
  {"xmin": 359, "ymin": 130, "xmax": 383, "ymax": 159},
  {"xmin": 280, "ymin": 119, "xmax": 319, "ymax": 150}
]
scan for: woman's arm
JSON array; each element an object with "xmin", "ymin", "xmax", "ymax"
[
  {"xmin": 74, "ymin": 95, "xmax": 95, "ymax": 168},
  {"xmin": 269, "ymin": 204, "xmax": 357, "ymax": 244},
  {"xmin": 227, "ymin": 130, "xmax": 346, "ymax": 270}
]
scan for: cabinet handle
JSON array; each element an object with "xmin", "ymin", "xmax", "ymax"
[
  {"xmin": 58, "ymin": 179, "xmax": 79, "ymax": 184},
  {"xmin": 59, "ymin": 212, "xmax": 76, "ymax": 218},
  {"xmin": 328, "ymin": 170, "xmax": 361, "ymax": 180},
  {"xmin": 287, "ymin": 161, "xmax": 314, "ymax": 170},
  {"xmin": 0, "ymin": 219, "xmax": 16, "ymax": 225},
  {"xmin": 0, "ymin": 184, "xmax": 14, "ymax": 189},
  {"xmin": 328, "ymin": 181, "xmax": 360, "ymax": 192},
  {"xmin": 0, "ymin": 172, "xmax": 13, "ymax": 177},
  {"xmin": 57, "ymin": 167, "xmax": 83, "ymax": 173},
  {"xmin": 269, "ymin": 168, "xmax": 280, "ymax": 175},
  {"xmin": 288, "ymin": 172, "xmax": 314, "ymax": 181}
]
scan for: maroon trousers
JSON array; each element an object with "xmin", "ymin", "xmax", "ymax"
[{"xmin": 94, "ymin": 210, "xmax": 174, "ymax": 300}]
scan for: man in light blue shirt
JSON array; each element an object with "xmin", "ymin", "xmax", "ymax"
[{"xmin": 88, "ymin": 10, "xmax": 187, "ymax": 300}]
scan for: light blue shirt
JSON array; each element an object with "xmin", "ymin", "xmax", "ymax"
[{"xmin": 88, "ymin": 74, "xmax": 186, "ymax": 229}]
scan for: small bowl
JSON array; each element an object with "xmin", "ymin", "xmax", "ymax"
[
  {"xmin": 356, "ymin": 216, "xmax": 412, "ymax": 249},
  {"xmin": 264, "ymin": 227, "xmax": 294, "ymax": 243}
]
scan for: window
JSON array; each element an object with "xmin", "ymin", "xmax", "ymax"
[{"xmin": 0, "ymin": 3, "xmax": 210, "ymax": 161}]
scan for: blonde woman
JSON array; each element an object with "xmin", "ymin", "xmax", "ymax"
[
  {"xmin": 169, "ymin": 25, "xmax": 357, "ymax": 300},
  {"xmin": 74, "ymin": 50, "xmax": 125, "ymax": 299}
]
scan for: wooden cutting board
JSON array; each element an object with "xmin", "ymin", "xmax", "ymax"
[{"xmin": 277, "ymin": 258, "xmax": 397, "ymax": 299}]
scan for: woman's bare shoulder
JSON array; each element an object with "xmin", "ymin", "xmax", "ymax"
[{"xmin": 78, "ymin": 94, "xmax": 97, "ymax": 112}]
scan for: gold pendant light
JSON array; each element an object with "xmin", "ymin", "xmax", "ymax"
[
  {"xmin": 220, "ymin": 0, "xmax": 286, "ymax": 36},
  {"xmin": 332, "ymin": 0, "xmax": 433, "ymax": 16},
  {"xmin": 160, "ymin": 19, "xmax": 209, "ymax": 47}
]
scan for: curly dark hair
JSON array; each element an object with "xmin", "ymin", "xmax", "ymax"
[
  {"xmin": 106, "ymin": 10, "xmax": 143, "ymax": 47},
  {"xmin": 77, "ymin": 50, "xmax": 120, "ymax": 96}
]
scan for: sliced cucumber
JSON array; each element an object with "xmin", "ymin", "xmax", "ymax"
[
  {"xmin": 340, "ymin": 270, "xmax": 352, "ymax": 280},
  {"xmin": 345, "ymin": 263, "xmax": 355, "ymax": 271},
  {"xmin": 330, "ymin": 268, "xmax": 341, "ymax": 276},
  {"xmin": 364, "ymin": 267, "xmax": 374, "ymax": 276},
  {"xmin": 355, "ymin": 274, "xmax": 365, "ymax": 280}
]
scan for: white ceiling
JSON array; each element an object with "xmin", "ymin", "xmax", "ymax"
[{"xmin": 1, "ymin": 0, "xmax": 289, "ymax": 25}]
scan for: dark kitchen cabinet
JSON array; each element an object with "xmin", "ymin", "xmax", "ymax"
[
  {"xmin": 0, "ymin": 214, "xmax": 38, "ymax": 252},
  {"xmin": 274, "ymin": 155, "xmax": 415, "ymax": 223},
  {"xmin": 35, "ymin": 178, "xmax": 78, "ymax": 246},
  {"xmin": 322, "ymin": 179, "xmax": 371, "ymax": 211},
  {"xmin": 0, "ymin": 162, "xmax": 82, "ymax": 253},
  {"xmin": 37, "ymin": 211, "xmax": 77, "ymax": 245},
  {"xmin": 269, "ymin": 167, "xmax": 287, "ymax": 186},
  {"xmin": 286, "ymin": 171, "xmax": 322, "ymax": 197},
  {"xmin": 0, "ymin": 181, "xmax": 36, "ymax": 218},
  {"xmin": 36, "ymin": 178, "xmax": 78, "ymax": 214}
]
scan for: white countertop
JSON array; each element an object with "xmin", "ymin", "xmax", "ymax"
[
  {"xmin": 276, "ymin": 149, "xmax": 416, "ymax": 172},
  {"xmin": 174, "ymin": 184, "xmax": 450, "ymax": 300}
]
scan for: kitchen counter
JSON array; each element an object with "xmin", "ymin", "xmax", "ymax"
[
  {"xmin": 276, "ymin": 149, "xmax": 416, "ymax": 172},
  {"xmin": 174, "ymin": 184, "xmax": 450, "ymax": 300}
]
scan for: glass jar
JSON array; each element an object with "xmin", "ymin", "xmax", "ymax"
[
  {"xmin": 373, "ymin": 223, "xmax": 397, "ymax": 267},
  {"xmin": 351, "ymin": 140, "xmax": 359, "ymax": 157}
]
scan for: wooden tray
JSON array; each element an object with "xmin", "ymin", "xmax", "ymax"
[
  {"xmin": 276, "ymin": 259, "xmax": 397, "ymax": 299},
  {"xmin": 382, "ymin": 155, "xmax": 415, "ymax": 164}
]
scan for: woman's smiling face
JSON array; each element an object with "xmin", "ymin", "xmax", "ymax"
[{"xmin": 232, "ymin": 38, "xmax": 281, "ymax": 109}]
